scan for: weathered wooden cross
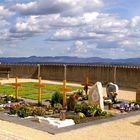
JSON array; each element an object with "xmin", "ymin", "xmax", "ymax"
[
  {"xmin": 81, "ymin": 77, "xmax": 93, "ymax": 95},
  {"xmin": 60, "ymin": 80, "xmax": 72, "ymax": 107},
  {"xmin": 12, "ymin": 77, "xmax": 21, "ymax": 101},
  {"xmin": 34, "ymin": 77, "xmax": 46, "ymax": 105}
]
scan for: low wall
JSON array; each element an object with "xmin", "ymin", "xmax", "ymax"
[
  {"xmin": 0, "ymin": 64, "xmax": 140, "ymax": 88},
  {"xmin": 0, "ymin": 64, "xmax": 38, "ymax": 79}
]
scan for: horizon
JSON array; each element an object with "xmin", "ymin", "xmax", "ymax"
[
  {"xmin": 0, "ymin": 0, "xmax": 140, "ymax": 58},
  {"xmin": 0, "ymin": 55, "xmax": 140, "ymax": 60}
]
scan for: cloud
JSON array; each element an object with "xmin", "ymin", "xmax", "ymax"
[
  {"xmin": 14, "ymin": 0, "xmax": 104, "ymax": 16},
  {"xmin": 74, "ymin": 40, "xmax": 87, "ymax": 53},
  {"xmin": 66, "ymin": 40, "xmax": 98, "ymax": 57},
  {"xmin": 0, "ymin": 0, "xmax": 139, "ymax": 58},
  {"xmin": 131, "ymin": 16, "xmax": 140, "ymax": 27},
  {"xmin": 0, "ymin": 5, "xmax": 14, "ymax": 16}
]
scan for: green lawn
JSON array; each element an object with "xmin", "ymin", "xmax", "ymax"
[{"xmin": 0, "ymin": 82, "xmax": 82, "ymax": 100}]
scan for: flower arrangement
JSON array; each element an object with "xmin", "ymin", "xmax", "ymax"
[{"xmin": 115, "ymin": 101, "xmax": 140, "ymax": 112}]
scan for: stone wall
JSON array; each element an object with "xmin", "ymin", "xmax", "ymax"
[{"xmin": 0, "ymin": 64, "xmax": 140, "ymax": 88}]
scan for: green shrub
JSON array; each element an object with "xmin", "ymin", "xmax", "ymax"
[
  {"xmin": 54, "ymin": 103, "xmax": 63, "ymax": 110},
  {"xmin": 51, "ymin": 91, "xmax": 63, "ymax": 107},
  {"xmin": 77, "ymin": 112, "xmax": 85, "ymax": 118},
  {"xmin": 74, "ymin": 103, "xmax": 82, "ymax": 113},
  {"xmin": 32, "ymin": 107, "xmax": 46, "ymax": 116},
  {"xmin": 17, "ymin": 105, "xmax": 31, "ymax": 118},
  {"xmin": 75, "ymin": 103, "xmax": 104, "ymax": 117},
  {"xmin": 0, "ymin": 107, "xmax": 5, "ymax": 111},
  {"xmin": 95, "ymin": 108, "xmax": 102, "ymax": 116},
  {"xmin": 9, "ymin": 104, "xmax": 48, "ymax": 117},
  {"xmin": 4, "ymin": 95, "xmax": 16, "ymax": 103},
  {"xmin": 101, "ymin": 111, "xmax": 107, "ymax": 116},
  {"xmin": 0, "ymin": 98, "xmax": 6, "ymax": 104},
  {"xmin": 45, "ymin": 110, "xmax": 54, "ymax": 115},
  {"xmin": 9, "ymin": 107, "xmax": 17, "ymax": 115},
  {"xmin": 81, "ymin": 104, "xmax": 97, "ymax": 117},
  {"xmin": 66, "ymin": 114, "xmax": 80, "ymax": 120}
]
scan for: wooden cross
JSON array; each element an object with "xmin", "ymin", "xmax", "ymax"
[
  {"xmin": 34, "ymin": 77, "xmax": 46, "ymax": 105},
  {"xmin": 81, "ymin": 77, "xmax": 93, "ymax": 95},
  {"xmin": 60, "ymin": 80, "xmax": 72, "ymax": 107},
  {"xmin": 12, "ymin": 77, "xmax": 21, "ymax": 101}
]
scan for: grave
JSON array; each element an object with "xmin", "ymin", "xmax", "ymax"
[
  {"xmin": 106, "ymin": 82, "xmax": 119, "ymax": 103},
  {"xmin": 88, "ymin": 82, "xmax": 104, "ymax": 111}
]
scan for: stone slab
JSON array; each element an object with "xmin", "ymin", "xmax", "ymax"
[{"xmin": 36, "ymin": 117, "xmax": 75, "ymax": 128}]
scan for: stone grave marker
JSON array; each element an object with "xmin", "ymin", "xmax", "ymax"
[
  {"xmin": 106, "ymin": 82, "xmax": 119, "ymax": 103},
  {"xmin": 88, "ymin": 82, "xmax": 104, "ymax": 111}
]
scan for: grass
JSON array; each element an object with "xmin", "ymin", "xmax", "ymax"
[{"xmin": 0, "ymin": 82, "xmax": 82, "ymax": 100}]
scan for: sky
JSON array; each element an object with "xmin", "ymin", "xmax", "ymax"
[{"xmin": 0, "ymin": 0, "xmax": 140, "ymax": 58}]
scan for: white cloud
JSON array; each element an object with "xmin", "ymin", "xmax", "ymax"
[
  {"xmin": 0, "ymin": 5, "xmax": 14, "ymax": 16},
  {"xmin": 131, "ymin": 16, "xmax": 140, "ymax": 27},
  {"xmin": 0, "ymin": 0, "xmax": 140, "ymax": 58},
  {"xmin": 73, "ymin": 40, "xmax": 87, "ymax": 54},
  {"xmin": 14, "ymin": 0, "xmax": 103, "ymax": 16},
  {"xmin": 54, "ymin": 29, "xmax": 73, "ymax": 38}
]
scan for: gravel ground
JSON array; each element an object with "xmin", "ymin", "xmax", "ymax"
[{"xmin": 0, "ymin": 114, "xmax": 139, "ymax": 140}]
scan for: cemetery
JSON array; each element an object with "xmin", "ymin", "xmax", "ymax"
[{"xmin": 0, "ymin": 74, "xmax": 140, "ymax": 134}]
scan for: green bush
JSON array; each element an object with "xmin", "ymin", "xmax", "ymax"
[
  {"xmin": 74, "ymin": 103, "xmax": 82, "ymax": 113},
  {"xmin": 17, "ymin": 104, "xmax": 32, "ymax": 118},
  {"xmin": 32, "ymin": 107, "xmax": 46, "ymax": 116},
  {"xmin": 0, "ymin": 98, "xmax": 6, "ymax": 104},
  {"xmin": 95, "ymin": 108, "xmax": 102, "ymax": 116},
  {"xmin": 9, "ymin": 104, "xmax": 48, "ymax": 117},
  {"xmin": 51, "ymin": 91, "xmax": 63, "ymax": 107},
  {"xmin": 77, "ymin": 112, "xmax": 85, "ymax": 118},
  {"xmin": 0, "ymin": 107, "xmax": 5, "ymax": 111},
  {"xmin": 66, "ymin": 114, "xmax": 80, "ymax": 120},
  {"xmin": 54, "ymin": 103, "xmax": 63, "ymax": 110},
  {"xmin": 9, "ymin": 107, "xmax": 17, "ymax": 115},
  {"xmin": 75, "ymin": 103, "xmax": 105, "ymax": 117},
  {"xmin": 101, "ymin": 111, "xmax": 107, "ymax": 116},
  {"xmin": 4, "ymin": 96, "xmax": 16, "ymax": 103},
  {"xmin": 81, "ymin": 104, "xmax": 97, "ymax": 117}
]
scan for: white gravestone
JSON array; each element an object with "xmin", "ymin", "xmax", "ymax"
[
  {"xmin": 106, "ymin": 82, "xmax": 119, "ymax": 103},
  {"xmin": 88, "ymin": 82, "xmax": 104, "ymax": 111}
]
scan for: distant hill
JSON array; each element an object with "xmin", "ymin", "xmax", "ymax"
[{"xmin": 0, "ymin": 56, "xmax": 140, "ymax": 65}]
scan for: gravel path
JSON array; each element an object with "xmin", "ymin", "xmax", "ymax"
[{"xmin": 0, "ymin": 114, "xmax": 139, "ymax": 140}]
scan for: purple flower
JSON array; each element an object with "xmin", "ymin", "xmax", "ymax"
[
  {"xmin": 116, "ymin": 104, "xmax": 120, "ymax": 109},
  {"xmin": 124, "ymin": 103, "xmax": 129, "ymax": 108}
]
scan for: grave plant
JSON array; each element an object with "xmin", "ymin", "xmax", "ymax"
[
  {"xmin": 51, "ymin": 91, "xmax": 63, "ymax": 107},
  {"xmin": 115, "ymin": 101, "xmax": 140, "ymax": 112}
]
